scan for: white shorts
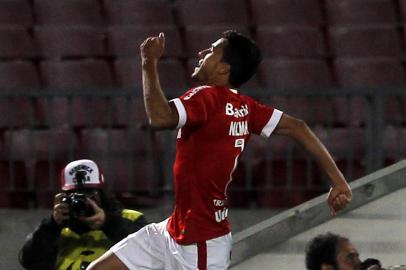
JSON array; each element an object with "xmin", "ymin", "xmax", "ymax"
[{"xmin": 110, "ymin": 219, "xmax": 232, "ymax": 270}]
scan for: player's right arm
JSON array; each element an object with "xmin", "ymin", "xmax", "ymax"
[
  {"xmin": 140, "ymin": 32, "xmax": 178, "ymax": 130},
  {"xmin": 274, "ymin": 113, "xmax": 352, "ymax": 215}
]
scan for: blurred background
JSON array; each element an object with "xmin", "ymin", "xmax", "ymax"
[{"xmin": 0, "ymin": 0, "xmax": 405, "ymax": 268}]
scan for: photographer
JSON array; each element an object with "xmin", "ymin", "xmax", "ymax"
[
  {"xmin": 305, "ymin": 232, "xmax": 385, "ymax": 270},
  {"xmin": 19, "ymin": 159, "xmax": 148, "ymax": 270}
]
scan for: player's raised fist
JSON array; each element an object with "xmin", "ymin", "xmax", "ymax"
[{"xmin": 140, "ymin": 32, "xmax": 165, "ymax": 62}]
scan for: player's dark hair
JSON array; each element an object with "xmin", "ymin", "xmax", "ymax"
[
  {"xmin": 221, "ymin": 30, "xmax": 262, "ymax": 88},
  {"xmin": 305, "ymin": 232, "xmax": 345, "ymax": 270}
]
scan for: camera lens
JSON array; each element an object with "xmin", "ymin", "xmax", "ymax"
[{"xmin": 67, "ymin": 193, "xmax": 94, "ymax": 218}]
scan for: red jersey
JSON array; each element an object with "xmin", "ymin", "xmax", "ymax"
[{"xmin": 167, "ymin": 85, "xmax": 283, "ymax": 244}]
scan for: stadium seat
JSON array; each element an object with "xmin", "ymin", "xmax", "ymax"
[
  {"xmin": 0, "ymin": 61, "xmax": 41, "ymax": 89},
  {"xmin": 4, "ymin": 128, "xmax": 78, "ymax": 161},
  {"xmin": 34, "ymin": 0, "xmax": 103, "ymax": 26},
  {"xmin": 315, "ymin": 127, "xmax": 366, "ymax": 180},
  {"xmin": 0, "ymin": 27, "xmax": 37, "ymax": 59},
  {"xmin": 256, "ymin": 26, "xmax": 326, "ymax": 58},
  {"xmin": 399, "ymin": 0, "xmax": 406, "ymax": 24},
  {"xmin": 383, "ymin": 127, "xmax": 406, "ymax": 164},
  {"xmin": 38, "ymin": 96, "xmax": 116, "ymax": 129},
  {"xmin": 0, "ymin": 0, "xmax": 33, "ymax": 27},
  {"xmin": 107, "ymin": 25, "xmax": 183, "ymax": 58},
  {"xmin": 0, "ymin": 160, "xmax": 29, "ymax": 208},
  {"xmin": 79, "ymin": 128, "xmax": 163, "ymax": 193},
  {"xmin": 111, "ymin": 96, "xmax": 148, "ymax": 129},
  {"xmin": 0, "ymin": 61, "xmax": 42, "ymax": 128},
  {"xmin": 329, "ymin": 26, "xmax": 402, "ymax": 57},
  {"xmin": 183, "ymin": 26, "xmax": 251, "ymax": 58},
  {"xmin": 325, "ymin": 0, "xmax": 397, "ymax": 26},
  {"xmin": 34, "ymin": 26, "xmax": 106, "ymax": 59},
  {"xmin": 33, "ymin": 159, "xmax": 67, "ymax": 208},
  {"xmin": 114, "ymin": 58, "xmax": 187, "ymax": 96},
  {"xmin": 79, "ymin": 128, "xmax": 160, "ymax": 157},
  {"xmin": 250, "ymin": 0, "xmax": 323, "ymax": 26},
  {"xmin": 256, "ymin": 189, "xmax": 324, "ymax": 208},
  {"xmin": 40, "ymin": 59, "xmax": 115, "ymax": 89},
  {"xmin": 101, "ymin": 157, "xmax": 163, "ymax": 194},
  {"xmin": 103, "ymin": 0, "xmax": 174, "ymax": 26},
  {"xmin": 334, "ymin": 57, "xmax": 406, "ymax": 87},
  {"xmin": 259, "ymin": 58, "xmax": 332, "ymax": 90},
  {"xmin": 175, "ymin": 0, "xmax": 249, "ymax": 26}
]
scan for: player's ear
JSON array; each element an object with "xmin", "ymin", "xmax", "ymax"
[{"xmin": 218, "ymin": 62, "xmax": 230, "ymax": 75}]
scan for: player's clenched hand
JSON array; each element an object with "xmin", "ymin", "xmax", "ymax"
[
  {"xmin": 52, "ymin": 193, "xmax": 70, "ymax": 225},
  {"xmin": 140, "ymin": 32, "xmax": 165, "ymax": 63},
  {"xmin": 78, "ymin": 198, "xmax": 106, "ymax": 230},
  {"xmin": 327, "ymin": 182, "xmax": 352, "ymax": 216}
]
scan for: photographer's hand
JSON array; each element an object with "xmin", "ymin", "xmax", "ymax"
[
  {"xmin": 52, "ymin": 193, "xmax": 70, "ymax": 225},
  {"xmin": 78, "ymin": 198, "xmax": 106, "ymax": 230}
]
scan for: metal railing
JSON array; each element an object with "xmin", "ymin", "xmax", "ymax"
[{"xmin": 1, "ymin": 87, "xmax": 405, "ymax": 208}]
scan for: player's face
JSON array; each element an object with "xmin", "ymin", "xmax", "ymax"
[
  {"xmin": 335, "ymin": 239, "xmax": 362, "ymax": 270},
  {"xmin": 192, "ymin": 38, "xmax": 228, "ymax": 84}
]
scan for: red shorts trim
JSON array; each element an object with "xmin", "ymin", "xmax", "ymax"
[{"xmin": 197, "ymin": 241, "xmax": 207, "ymax": 270}]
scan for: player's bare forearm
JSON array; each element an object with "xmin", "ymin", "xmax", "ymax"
[
  {"xmin": 142, "ymin": 61, "xmax": 177, "ymax": 129},
  {"xmin": 140, "ymin": 33, "xmax": 178, "ymax": 130}
]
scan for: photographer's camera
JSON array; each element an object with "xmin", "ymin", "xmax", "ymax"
[{"xmin": 62, "ymin": 193, "xmax": 94, "ymax": 219}]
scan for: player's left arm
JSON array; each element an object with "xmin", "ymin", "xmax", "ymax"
[{"xmin": 273, "ymin": 113, "xmax": 352, "ymax": 215}]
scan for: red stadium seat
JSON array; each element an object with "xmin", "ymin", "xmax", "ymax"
[
  {"xmin": 0, "ymin": 0, "xmax": 33, "ymax": 27},
  {"xmin": 315, "ymin": 127, "xmax": 366, "ymax": 180},
  {"xmin": 250, "ymin": 0, "xmax": 323, "ymax": 26},
  {"xmin": 334, "ymin": 57, "xmax": 406, "ymax": 87},
  {"xmin": 4, "ymin": 128, "xmax": 78, "ymax": 161},
  {"xmin": 256, "ymin": 26, "xmax": 326, "ymax": 58},
  {"xmin": 0, "ymin": 27, "xmax": 37, "ymax": 59},
  {"xmin": 0, "ymin": 160, "xmax": 29, "ymax": 208},
  {"xmin": 259, "ymin": 58, "xmax": 332, "ymax": 90},
  {"xmin": 114, "ymin": 58, "xmax": 187, "ymax": 96},
  {"xmin": 325, "ymin": 0, "xmax": 397, "ymax": 26},
  {"xmin": 0, "ymin": 61, "xmax": 42, "ymax": 128},
  {"xmin": 79, "ymin": 128, "xmax": 158, "ymax": 157},
  {"xmin": 107, "ymin": 25, "xmax": 183, "ymax": 58},
  {"xmin": 34, "ymin": 0, "xmax": 103, "ymax": 26},
  {"xmin": 40, "ymin": 59, "xmax": 115, "ymax": 89},
  {"xmin": 329, "ymin": 26, "xmax": 402, "ymax": 57},
  {"xmin": 34, "ymin": 26, "xmax": 106, "ymax": 59},
  {"xmin": 111, "ymin": 96, "xmax": 148, "ymax": 129},
  {"xmin": 0, "ymin": 61, "xmax": 40, "ymax": 89},
  {"xmin": 175, "ymin": 0, "xmax": 249, "ymax": 26},
  {"xmin": 103, "ymin": 0, "xmax": 174, "ymax": 26},
  {"xmin": 33, "ymin": 159, "xmax": 67, "ymax": 208},
  {"xmin": 38, "ymin": 96, "xmax": 115, "ymax": 128},
  {"xmin": 383, "ymin": 127, "xmax": 406, "ymax": 164}
]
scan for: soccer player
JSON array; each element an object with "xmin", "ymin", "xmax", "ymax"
[{"xmin": 87, "ymin": 31, "xmax": 352, "ymax": 270}]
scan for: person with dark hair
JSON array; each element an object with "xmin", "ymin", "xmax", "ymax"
[
  {"xmin": 19, "ymin": 159, "xmax": 147, "ymax": 270},
  {"xmin": 305, "ymin": 232, "xmax": 383, "ymax": 270},
  {"xmin": 87, "ymin": 30, "xmax": 352, "ymax": 270}
]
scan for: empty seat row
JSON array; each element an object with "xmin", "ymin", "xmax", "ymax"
[
  {"xmin": 2, "ymin": 57, "xmax": 406, "ymax": 90},
  {"xmin": 0, "ymin": 59, "xmax": 189, "ymax": 90},
  {"xmin": 2, "ymin": 25, "xmax": 405, "ymax": 61},
  {"xmin": 0, "ymin": 0, "xmax": 175, "ymax": 27},
  {"xmin": 1, "ymin": 0, "xmax": 404, "ymax": 28}
]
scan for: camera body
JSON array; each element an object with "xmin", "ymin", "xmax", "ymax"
[
  {"xmin": 361, "ymin": 258, "xmax": 406, "ymax": 270},
  {"xmin": 62, "ymin": 193, "xmax": 94, "ymax": 219}
]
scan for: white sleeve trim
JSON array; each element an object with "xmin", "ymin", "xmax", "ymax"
[
  {"xmin": 261, "ymin": 109, "xmax": 283, "ymax": 137},
  {"xmin": 171, "ymin": 98, "xmax": 187, "ymax": 129}
]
